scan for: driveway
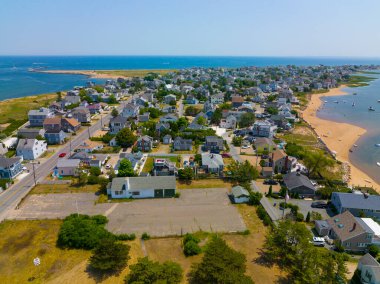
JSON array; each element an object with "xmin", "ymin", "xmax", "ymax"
[
  {"xmin": 7, "ymin": 188, "xmax": 246, "ymax": 237},
  {"xmin": 287, "ymin": 199, "xmax": 331, "ymax": 220}
]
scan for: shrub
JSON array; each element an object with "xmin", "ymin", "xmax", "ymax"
[
  {"xmin": 183, "ymin": 233, "xmax": 200, "ymax": 244},
  {"xmin": 296, "ymin": 212, "xmax": 304, "ymax": 222},
  {"xmin": 184, "ymin": 240, "xmax": 202, "ymax": 256},
  {"xmin": 87, "ymin": 175, "xmax": 99, "ymax": 184},
  {"xmin": 256, "ymin": 205, "xmax": 272, "ymax": 226},
  {"xmin": 141, "ymin": 232, "xmax": 150, "ymax": 240},
  {"xmin": 116, "ymin": 233, "xmax": 136, "ymax": 241},
  {"xmin": 57, "ymin": 214, "xmax": 113, "ymax": 250},
  {"xmin": 249, "ymin": 191, "xmax": 262, "ymax": 206}
]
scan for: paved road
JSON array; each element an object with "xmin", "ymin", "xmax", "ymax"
[{"xmin": 0, "ymin": 98, "xmax": 132, "ymax": 221}]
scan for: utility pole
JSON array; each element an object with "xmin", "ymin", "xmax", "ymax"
[
  {"xmin": 100, "ymin": 114, "xmax": 103, "ymax": 128},
  {"xmin": 87, "ymin": 125, "xmax": 91, "ymax": 138},
  {"xmin": 30, "ymin": 161, "xmax": 40, "ymax": 186}
]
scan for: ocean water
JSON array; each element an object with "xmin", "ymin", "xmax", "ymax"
[
  {"xmin": 318, "ymin": 73, "xmax": 380, "ymax": 185},
  {"xmin": 1, "ymin": 56, "xmax": 380, "ymax": 100}
]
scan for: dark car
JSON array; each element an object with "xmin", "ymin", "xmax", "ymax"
[
  {"xmin": 311, "ymin": 201, "xmax": 328, "ymax": 208},
  {"xmin": 221, "ymin": 153, "xmax": 231, "ymax": 158},
  {"xmin": 264, "ymin": 179, "xmax": 278, "ymax": 185}
]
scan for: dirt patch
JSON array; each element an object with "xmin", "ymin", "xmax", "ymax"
[{"xmin": 1, "ymin": 229, "xmax": 38, "ymax": 254}]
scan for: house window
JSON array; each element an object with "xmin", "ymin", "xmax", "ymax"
[
  {"xmin": 357, "ymin": 243, "xmax": 367, "ymax": 248},
  {"xmin": 114, "ymin": 191, "xmax": 122, "ymax": 195},
  {"xmin": 345, "ymin": 242, "xmax": 351, "ymax": 247},
  {"xmin": 131, "ymin": 191, "xmax": 140, "ymax": 196}
]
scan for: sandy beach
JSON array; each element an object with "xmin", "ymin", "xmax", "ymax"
[
  {"xmin": 302, "ymin": 86, "xmax": 380, "ymax": 190},
  {"xmin": 37, "ymin": 70, "xmax": 126, "ymax": 79}
]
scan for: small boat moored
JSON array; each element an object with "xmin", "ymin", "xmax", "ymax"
[
  {"xmin": 375, "ymin": 144, "xmax": 380, "ymax": 147},
  {"xmin": 369, "ymin": 106, "xmax": 375, "ymax": 111},
  {"xmin": 377, "ymin": 162, "xmax": 380, "ymax": 167}
]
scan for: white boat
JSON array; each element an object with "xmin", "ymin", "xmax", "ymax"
[
  {"xmin": 324, "ymin": 100, "xmax": 328, "ymax": 103},
  {"xmin": 354, "ymin": 144, "xmax": 358, "ymax": 147},
  {"xmin": 375, "ymin": 144, "xmax": 380, "ymax": 147},
  {"xmin": 352, "ymin": 102, "xmax": 355, "ymax": 107},
  {"xmin": 377, "ymin": 100, "xmax": 380, "ymax": 103},
  {"xmin": 377, "ymin": 162, "xmax": 380, "ymax": 167},
  {"xmin": 333, "ymin": 100, "xmax": 339, "ymax": 104},
  {"xmin": 369, "ymin": 106, "xmax": 375, "ymax": 111}
]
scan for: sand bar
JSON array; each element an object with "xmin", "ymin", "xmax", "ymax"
[{"xmin": 302, "ymin": 85, "xmax": 380, "ymax": 190}]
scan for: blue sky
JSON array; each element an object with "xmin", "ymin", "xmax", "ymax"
[{"xmin": 1, "ymin": 0, "xmax": 380, "ymax": 56}]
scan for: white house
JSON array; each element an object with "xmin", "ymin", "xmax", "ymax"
[
  {"xmin": 16, "ymin": 139, "xmax": 47, "ymax": 160},
  {"xmin": 231, "ymin": 186, "xmax": 250, "ymax": 204},
  {"xmin": 56, "ymin": 159, "xmax": 80, "ymax": 176},
  {"xmin": 107, "ymin": 176, "xmax": 176, "ymax": 199},
  {"xmin": 122, "ymin": 103, "xmax": 140, "ymax": 118},
  {"xmin": 356, "ymin": 253, "xmax": 380, "ymax": 284},
  {"xmin": 201, "ymin": 153, "xmax": 224, "ymax": 174},
  {"xmin": 220, "ymin": 115, "xmax": 237, "ymax": 129}
]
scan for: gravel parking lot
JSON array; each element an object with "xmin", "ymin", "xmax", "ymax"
[{"xmin": 8, "ymin": 188, "xmax": 246, "ymax": 237}]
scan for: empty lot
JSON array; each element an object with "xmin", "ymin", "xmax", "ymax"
[{"xmin": 7, "ymin": 188, "xmax": 246, "ymax": 237}]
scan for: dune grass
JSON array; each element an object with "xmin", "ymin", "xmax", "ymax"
[{"xmin": 96, "ymin": 69, "xmax": 176, "ymax": 77}]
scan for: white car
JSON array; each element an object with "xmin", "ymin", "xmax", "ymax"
[{"xmin": 241, "ymin": 145, "xmax": 250, "ymax": 149}]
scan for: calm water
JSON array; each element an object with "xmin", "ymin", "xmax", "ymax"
[
  {"xmin": 1, "ymin": 56, "xmax": 380, "ymax": 100},
  {"xmin": 318, "ymin": 74, "xmax": 380, "ymax": 185}
]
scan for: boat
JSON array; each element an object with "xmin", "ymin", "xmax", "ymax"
[
  {"xmin": 375, "ymin": 144, "xmax": 380, "ymax": 147},
  {"xmin": 349, "ymin": 149, "xmax": 353, "ymax": 153},
  {"xmin": 352, "ymin": 102, "xmax": 355, "ymax": 107},
  {"xmin": 333, "ymin": 100, "xmax": 339, "ymax": 104},
  {"xmin": 353, "ymin": 93, "xmax": 357, "ymax": 95},
  {"xmin": 378, "ymin": 100, "xmax": 380, "ymax": 103},
  {"xmin": 377, "ymin": 162, "xmax": 380, "ymax": 167},
  {"xmin": 354, "ymin": 144, "xmax": 358, "ymax": 147},
  {"xmin": 369, "ymin": 106, "xmax": 375, "ymax": 111},
  {"xmin": 324, "ymin": 100, "xmax": 328, "ymax": 103}
]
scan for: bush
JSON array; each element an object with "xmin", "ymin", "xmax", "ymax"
[
  {"xmin": 87, "ymin": 175, "xmax": 99, "ymax": 184},
  {"xmin": 183, "ymin": 233, "xmax": 200, "ymax": 244},
  {"xmin": 141, "ymin": 232, "xmax": 150, "ymax": 240},
  {"xmin": 57, "ymin": 214, "xmax": 113, "ymax": 250},
  {"xmin": 184, "ymin": 240, "xmax": 202, "ymax": 256},
  {"xmin": 116, "ymin": 233, "xmax": 136, "ymax": 241},
  {"xmin": 249, "ymin": 191, "xmax": 262, "ymax": 206},
  {"xmin": 296, "ymin": 212, "xmax": 304, "ymax": 222},
  {"xmin": 90, "ymin": 167, "xmax": 101, "ymax": 176},
  {"xmin": 257, "ymin": 205, "xmax": 272, "ymax": 226}
]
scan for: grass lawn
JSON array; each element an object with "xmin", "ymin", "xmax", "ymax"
[
  {"xmin": 177, "ymin": 179, "xmax": 234, "ymax": 189},
  {"xmin": 30, "ymin": 183, "xmax": 101, "ymax": 194},
  {"xmin": 343, "ymin": 75, "xmax": 377, "ymax": 87},
  {"xmin": 0, "ymin": 219, "xmax": 144, "ymax": 284},
  {"xmin": 142, "ymin": 157, "xmax": 154, "ymax": 173},
  {"xmin": 96, "ymin": 69, "xmax": 176, "ymax": 77},
  {"xmin": 151, "ymin": 144, "xmax": 171, "ymax": 154},
  {"xmin": 281, "ymin": 124, "xmax": 321, "ymax": 151}
]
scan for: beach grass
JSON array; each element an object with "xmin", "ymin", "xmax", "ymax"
[
  {"xmin": 29, "ymin": 183, "xmax": 101, "ymax": 194},
  {"xmin": 177, "ymin": 179, "xmax": 234, "ymax": 189},
  {"xmin": 343, "ymin": 75, "xmax": 377, "ymax": 87}
]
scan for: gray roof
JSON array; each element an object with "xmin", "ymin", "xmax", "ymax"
[
  {"xmin": 16, "ymin": 139, "xmax": 38, "ymax": 151},
  {"xmin": 283, "ymin": 172, "xmax": 315, "ymax": 191},
  {"xmin": 359, "ymin": 253, "xmax": 380, "ymax": 267},
  {"xmin": 110, "ymin": 176, "xmax": 176, "ymax": 191},
  {"xmin": 201, "ymin": 153, "xmax": 224, "ymax": 168},
  {"xmin": 110, "ymin": 115, "xmax": 128, "ymax": 124},
  {"xmin": 0, "ymin": 156, "xmax": 21, "ymax": 168},
  {"xmin": 28, "ymin": 107, "xmax": 51, "ymax": 116},
  {"xmin": 57, "ymin": 159, "xmax": 80, "ymax": 168},
  {"xmin": 332, "ymin": 192, "xmax": 380, "ymax": 211},
  {"xmin": 232, "ymin": 186, "xmax": 250, "ymax": 198}
]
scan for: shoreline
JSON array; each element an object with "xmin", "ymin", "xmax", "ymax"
[
  {"xmin": 35, "ymin": 69, "xmax": 175, "ymax": 79},
  {"xmin": 302, "ymin": 85, "xmax": 380, "ymax": 190}
]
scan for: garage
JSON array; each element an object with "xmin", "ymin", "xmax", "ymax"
[
  {"xmin": 164, "ymin": 188, "xmax": 175, "ymax": 198},
  {"xmin": 154, "ymin": 189, "xmax": 164, "ymax": 198}
]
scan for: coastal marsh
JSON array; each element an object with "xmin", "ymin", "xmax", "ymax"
[{"xmin": 95, "ymin": 69, "xmax": 176, "ymax": 78}]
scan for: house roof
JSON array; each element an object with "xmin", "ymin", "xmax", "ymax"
[
  {"xmin": 272, "ymin": 149, "xmax": 287, "ymax": 161},
  {"xmin": 283, "ymin": 172, "xmax": 315, "ymax": 191},
  {"xmin": 231, "ymin": 96, "xmax": 244, "ymax": 103},
  {"xmin": 254, "ymin": 137, "xmax": 275, "ymax": 147},
  {"xmin": 43, "ymin": 117, "xmax": 61, "ymax": 125},
  {"xmin": 28, "ymin": 107, "xmax": 51, "ymax": 116},
  {"xmin": 110, "ymin": 115, "xmax": 128, "ymax": 124},
  {"xmin": 174, "ymin": 137, "xmax": 192, "ymax": 145},
  {"xmin": 57, "ymin": 159, "xmax": 80, "ymax": 168},
  {"xmin": 72, "ymin": 107, "xmax": 90, "ymax": 114},
  {"xmin": 201, "ymin": 153, "xmax": 224, "ymax": 168},
  {"xmin": 356, "ymin": 218, "xmax": 380, "ymax": 236},
  {"xmin": 16, "ymin": 139, "xmax": 40, "ymax": 151},
  {"xmin": 205, "ymin": 136, "xmax": 224, "ymax": 146},
  {"xmin": 110, "ymin": 176, "xmax": 176, "ymax": 191},
  {"xmin": 359, "ymin": 253, "xmax": 380, "ymax": 267},
  {"xmin": 0, "ymin": 155, "xmax": 21, "ymax": 168},
  {"xmin": 62, "ymin": 118, "xmax": 80, "ymax": 127},
  {"xmin": 326, "ymin": 211, "xmax": 366, "ymax": 242},
  {"xmin": 332, "ymin": 192, "xmax": 380, "ymax": 211},
  {"xmin": 232, "ymin": 186, "xmax": 250, "ymax": 198}
]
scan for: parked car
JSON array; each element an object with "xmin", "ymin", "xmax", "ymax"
[
  {"xmin": 311, "ymin": 201, "xmax": 328, "ymax": 208},
  {"xmin": 241, "ymin": 145, "xmax": 250, "ymax": 149},
  {"xmin": 263, "ymin": 179, "xmax": 278, "ymax": 185},
  {"xmin": 312, "ymin": 237, "xmax": 325, "ymax": 247},
  {"xmin": 58, "ymin": 153, "xmax": 67, "ymax": 158},
  {"xmin": 221, "ymin": 153, "xmax": 231, "ymax": 158}
]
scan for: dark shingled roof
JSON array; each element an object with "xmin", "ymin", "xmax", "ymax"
[
  {"xmin": 283, "ymin": 172, "xmax": 315, "ymax": 191},
  {"xmin": 332, "ymin": 192, "xmax": 380, "ymax": 211}
]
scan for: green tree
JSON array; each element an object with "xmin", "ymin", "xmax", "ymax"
[
  {"xmin": 178, "ymin": 167, "xmax": 194, "ymax": 181},
  {"xmin": 267, "ymin": 185, "xmax": 273, "ymax": 197},
  {"xmin": 94, "ymin": 85, "xmax": 104, "ymax": 93},
  {"xmin": 210, "ymin": 108, "xmax": 222, "ymax": 124},
  {"xmin": 111, "ymin": 108, "xmax": 119, "ymax": 117},
  {"xmin": 189, "ymin": 236, "xmax": 253, "ymax": 284},
  {"xmin": 177, "ymin": 117, "xmax": 188, "ymax": 129},
  {"xmin": 115, "ymin": 128, "xmax": 137, "ymax": 148},
  {"xmin": 117, "ymin": 158, "xmax": 136, "ymax": 177},
  {"xmin": 90, "ymin": 238, "xmax": 130, "ymax": 272},
  {"xmin": 185, "ymin": 106, "xmax": 200, "ymax": 116},
  {"xmin": 239, "ymin": 112, "xmax": 255, "ymax": 128},
  {"xmin": 77, "ymin": 172, "xmax": 88, "ymax": 186},
  {"xmin": 249, "ymin": 192, "xmax": 262, "ymax": 206},
  {"xmin": 108, "ymin": 94, "xmax": 118, "ymax": 104},
  {"xmin": 90, "ymin": 167, "xmax": 101, "ymax": 177},
  {"xmin": 368, "ymin": 245, "xmax": 380, "ymax": 258},
  {"xmin": 125, "ymin": 257, "xmax": 183, "ymax": 284},
  {"xmin": 266, "ymin": 107, "xmax": 278, "ymax": 115},
  {"xmin": 303, "ymin": 151, "xmax": 334, "ymax": 176},
  {"xmin": 57, "ymin": 214, "xmax": 112, "ymax": 250},
  {"xmin": 56, "ymin": 91, "xmax": 62, "ymax": 102},
  {"xmin": 232, "ymin": 136, "xmax": 243, "ymax": 146},
  {"xmin": 197, "ymin": 116, "xmax": 207, "ymax": 126},
  {"xmin": 227, "ymin": 160, "xmax": 259, "ymax": 183},
  {"xmin": 264, "ymin": 220, "xmax": 347, "ymax": 283}
]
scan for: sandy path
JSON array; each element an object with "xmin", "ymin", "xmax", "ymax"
[{"xmin": 302, "ymin": 86, "xmax": 380, "ymax": 190}]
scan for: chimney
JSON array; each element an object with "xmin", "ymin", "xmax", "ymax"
[{"xmin": 350, "ymin": 223, "xmax": 356, "ymax": 232}]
